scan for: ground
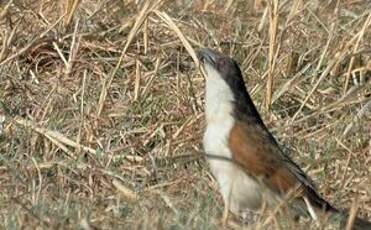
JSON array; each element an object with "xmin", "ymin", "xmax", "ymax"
[{"xmin": 0, "ymin": 0, "xmax": 370, "ymax": 229}]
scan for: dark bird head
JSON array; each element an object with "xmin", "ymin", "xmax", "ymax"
[
  {"xmin": 197, "ymin": 48, "xmax": 242, "ymax": 84},
  {"xmin": 197, "ymin": 48, "xmax": 264, "ymax": 124}
]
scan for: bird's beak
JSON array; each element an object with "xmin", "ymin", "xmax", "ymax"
[{"xmin": 197, "ymin": 48, "xmax": 218, "ymax": 67}]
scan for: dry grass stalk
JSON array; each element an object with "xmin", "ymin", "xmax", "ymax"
[
  {"xmin": 134, "ymin": 59, "xmax": 141, "ymax": 101},
  {"xmin": 344, "ymin": 12, "xmax": 371, "ymax": 94},
  {"xmin": 97, "ymin": 1, "xmax": 163, "ymax": 117},
  {"xmin": 64, "ymin": 0, "xmax": 81, "ymax": 27},
  {"xmin": 266, "ymin": 0, "xmax": 279, "ymax": 110},
  {"xmin": 154, "ymin": 10, "xmax": 199, "ymax": 66},
  {"xmin": 112, "ymin": 179, "xmax": 138, "ymax": 201},
  {"xmin": 14, "ymin": 117, "xmax": 96, "ymax": 155},
  {"xmin": 0, "ymin": 0, "xmax": 13, "ymax": 20},
  {"xmin": 291, "ymin": 52, "xmax": 345, "ymax": 121},
  {"xmin": 346, "ymin": 198, "xmax": 360, "ymax": 230},
  {"xmin": 65, "ymin": 19, "xmax": 80, "ymax": 76}
]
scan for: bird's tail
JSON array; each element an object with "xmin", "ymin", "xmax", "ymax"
[
  {"xmin": 341, "ymin": 213, "xmax": 371, "ymax": 230},
  {"xmin": 329, "ymin": 209, "xmax": 371, "ymax": 230},
  {"xmin": 304, "ymin": 189, "xmax": 370, "ymax": 230}
]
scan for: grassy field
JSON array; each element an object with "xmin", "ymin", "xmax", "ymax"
[{"xmin": 0, "ymin": 0, "xmax": 370, "ymax": 229}]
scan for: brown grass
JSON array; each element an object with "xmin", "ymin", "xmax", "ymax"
[{"xmin": 0, "ymin": 0, "xmax": 370, "ymax": 229}]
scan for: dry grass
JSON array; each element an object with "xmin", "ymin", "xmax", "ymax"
[{"xmin": 0, "ymin": 0, "xmax": 370, "ymax": 229}]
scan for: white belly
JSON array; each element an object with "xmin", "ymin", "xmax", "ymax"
[{"xmin": 203, "ymin": 122, "xmax": 263, "ymax": 215}]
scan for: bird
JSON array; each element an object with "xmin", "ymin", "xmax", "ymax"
[{"xmin": 197, "ymin": 47, "xmax": 371, "ymax": 229}]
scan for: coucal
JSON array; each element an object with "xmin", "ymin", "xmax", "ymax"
[{"xmin": 198, "ymin": 48, "xmax": 370, "ymax": 229}]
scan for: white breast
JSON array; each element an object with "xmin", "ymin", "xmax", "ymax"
[{"xmin": 202, "ymin": 63, "xmax": 263, "ymax": 215}]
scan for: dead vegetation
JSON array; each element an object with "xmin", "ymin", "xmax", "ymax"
[{"xmin": 0, "ymin": 0, "xmax": 370, "ymax": 229}]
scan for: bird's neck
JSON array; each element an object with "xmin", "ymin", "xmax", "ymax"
[{"xmin": 203, "ymin": 63, "xmax": 265, "ymax": 127}]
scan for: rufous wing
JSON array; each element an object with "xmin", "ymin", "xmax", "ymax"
[
  {"xmin": 228, "ymin": 120, "xmax": 300, "ymax": 193},
  {"xmin": 228, "ymin": 120, "xmax": 334, "ymax": 211}
]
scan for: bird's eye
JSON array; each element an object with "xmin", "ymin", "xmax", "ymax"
[{"xmin": 217, "ymin": 58, "xmax": 227, "ymax": 69}]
